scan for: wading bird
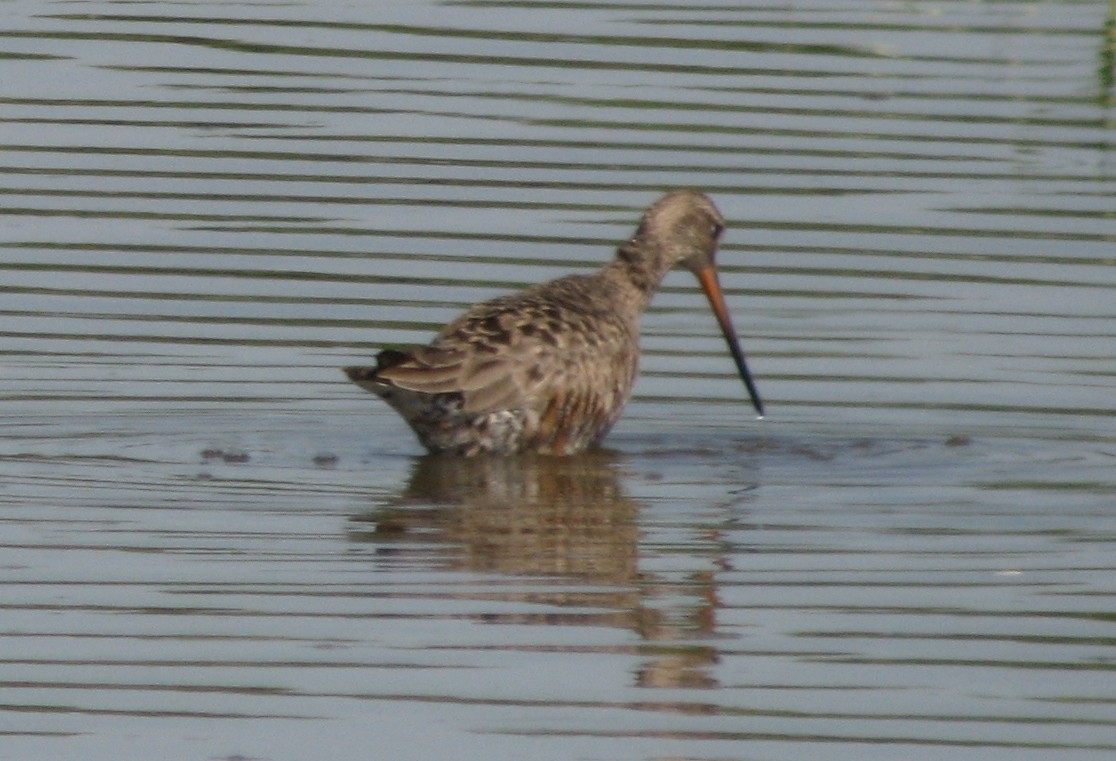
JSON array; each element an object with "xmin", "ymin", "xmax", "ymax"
[{"xmin": 344, "ymin": 190, "xmax": 763, "ymax": 456}]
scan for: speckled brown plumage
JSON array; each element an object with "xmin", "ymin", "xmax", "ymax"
[{"xmin": 344, "ymin": 190, "xmax": 763, "ymax": 456}]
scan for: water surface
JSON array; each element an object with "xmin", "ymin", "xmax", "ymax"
[{"xmin": 2, "ymin": 0, "xmax": 1115, "ymax": 759}]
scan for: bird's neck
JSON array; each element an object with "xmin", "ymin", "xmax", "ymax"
[{"xmin": 603, "ymin": 236, "xmax": 669, "ymax": 310}]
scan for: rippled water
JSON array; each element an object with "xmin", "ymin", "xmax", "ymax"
[{"xmin": 2, "ymin": 0, "xmax": 1115, "ymax": 759}]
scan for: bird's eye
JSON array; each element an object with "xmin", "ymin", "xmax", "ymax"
[{"xmin": 710, "ymin": 222, "xmax": 725, "ymax": 238}]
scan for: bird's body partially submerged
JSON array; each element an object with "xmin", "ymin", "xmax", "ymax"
[{"xmin": 344, "ymin": 190, "xmax": 763, "ymax": 456}]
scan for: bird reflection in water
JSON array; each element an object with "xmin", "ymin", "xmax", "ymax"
[{"xmin": 349, "ymin": 452, "xmax": 733, "ymax": 693}]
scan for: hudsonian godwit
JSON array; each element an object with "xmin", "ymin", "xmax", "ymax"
[{"xmin": 344, "ymin": 190, "xmax": 764, "ymax": 456}]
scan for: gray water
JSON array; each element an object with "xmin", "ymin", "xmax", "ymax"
[{"xmin": 2, "ymin": 0, "xmax": 1115, "ymax": 759}]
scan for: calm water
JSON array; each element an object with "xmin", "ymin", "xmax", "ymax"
[{"xmin": 2, "ymin": 0, "xmax": 1115, "ymax": 759}]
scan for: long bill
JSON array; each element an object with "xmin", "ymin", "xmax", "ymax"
[{"xmin": 694, "ymin": 264, "xmax": 765, "ymax": 417}]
